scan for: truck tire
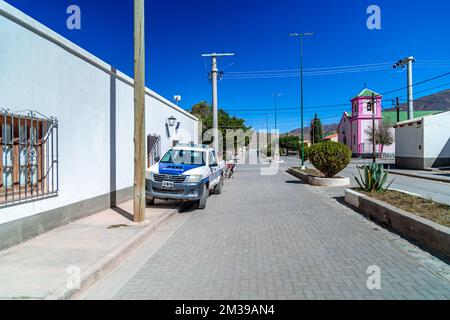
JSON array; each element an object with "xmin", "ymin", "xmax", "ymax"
[
  {"xmin": 196, "ymin": 184, "xmax": 208, "ymax": 210},
  {"xmin": 146, "ymin": 197, "xmax": 155, "ymax": 206},
  {"xmin": 213, "ymin": 177, "xmax": 223, "ymax": 195}
]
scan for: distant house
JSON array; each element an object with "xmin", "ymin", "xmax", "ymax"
[
  {"xmin": 394, "ymin": 111, "xmax": 450, "ymax": 169},
  {"xmin": 323, "ymin": 133, "xmax": 338, "ymax": 143},
  {"xmin": 338, "ymin": 88, "xmax": 438, "ymax": 158},
  {"xmin": 338, "ymin": 89, "xmax": 386, "ymax": 157}
]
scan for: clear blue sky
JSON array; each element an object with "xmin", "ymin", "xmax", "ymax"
[{"xmin": 5, "ymin": 0, "xmax": 450, "ymax": 133}]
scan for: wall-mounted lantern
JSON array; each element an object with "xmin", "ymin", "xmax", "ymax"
[{"xmin": 168, "ymin": 116, "xmax": 177, "ymax": 127}]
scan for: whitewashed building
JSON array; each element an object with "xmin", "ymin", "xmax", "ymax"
[
  {"xmin": 394, "ymin": 111, "xmax": 450, "ymax": 169},
  {"xmin": 0, "ymin": 2, "xmax": 198, "ymax": 249}
]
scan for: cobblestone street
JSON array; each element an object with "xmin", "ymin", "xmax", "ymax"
[{"xmin": 100, "ymin": 163, "xmax": 450, "ymax": 300}]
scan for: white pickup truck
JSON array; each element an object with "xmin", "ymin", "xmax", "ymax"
[{"xmin": 145, "ymin": 144, "xmax": 224, "ymax": 209}]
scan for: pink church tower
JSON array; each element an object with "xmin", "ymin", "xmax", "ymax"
[{"xmin": 338, "ymin": 89, "xmax": 383, "ymax": 156}]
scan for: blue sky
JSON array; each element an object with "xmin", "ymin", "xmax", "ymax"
[{"xmin": 5, "ymin": 0, "xmax": 450, "ymax": 132}]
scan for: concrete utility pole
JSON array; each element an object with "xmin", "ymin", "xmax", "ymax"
[
  {"xmin": 371, "ymin": 93, "xmax": 376, "ymax": 164},
  {"xmin": 202, "ymin": 53, "xmax": 235, "ymax": 154},
  {"xmin": 393, "ymin": 56, "xmax": 416, "ymax": 120},
  {"xmin": 133, "ymin": 0, "xmax": 146, "ymax": 223},
  {"xmin": 289, "ymin": 32, "xmax": 314, "ymax": 170},
  {"xmin": 272, "ymin": 93, "xmax": 283, "ymax": 132}
]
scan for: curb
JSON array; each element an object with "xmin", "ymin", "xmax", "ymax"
[
  {"xmin": 45, "ymin": 208, "xmax": 178, "ymax": 300},
  {"xmin": 345, "ymin": 189, "xmax": 450, "ymax": 261},
  {"xmin": 287, "ymin": 168, "xmax": 350, "ymax": 187},
  {"xmin": 389, "ymin": 170, "xmax": 450, "ymax": 184}
]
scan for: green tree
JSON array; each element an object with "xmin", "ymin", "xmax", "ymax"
[
  {"xmin": 310, "ymin": 113, "xmax": 324, "ymax": 144},
  {"xmin": 191, "ymin": 101, "xmax": 251, "ymax": 155},
  {"xmin": 279, "ymin": 135, "xmax": 300, "ymax": 151},
  {"xmin": 365, "ymin": 122, "xmax": 394, "ymax": 158}
]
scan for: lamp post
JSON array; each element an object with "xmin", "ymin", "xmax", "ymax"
[{"xmin": 289, "ymin": 32, "xmax": 313, "ymax": 170}]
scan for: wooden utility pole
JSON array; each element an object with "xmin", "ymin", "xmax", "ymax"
[
  {"xmin": 133, "ymin": 0, "xmax": 146, "ymax": 223},
  {"xmin": 396, "ymin": 97, "xmax": 400, "ymax": 123},
  {"xmin": 371, "ymin": 93, "xmax": 376, "ymax": 164}
]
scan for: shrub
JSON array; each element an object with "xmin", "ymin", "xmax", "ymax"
[
  {"xmin": 308, "ymin": 141, "xmax": 352, "ymax": 178},
  {"xmin": 354, "ymin": 162, "xmax": 393, "ymax": 193}
]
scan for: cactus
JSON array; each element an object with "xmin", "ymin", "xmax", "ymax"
[{"xmin": 354, "ymin": 163, "xmax": 393, "ymax": 192}]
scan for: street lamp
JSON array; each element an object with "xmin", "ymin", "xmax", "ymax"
[
  {"xmin": 290, "ymin": 32, "xmax": 313, "ymax": 170},
  {"xmin": 168, "ymin": 116, "xmax": 177, "ymax": 127}
]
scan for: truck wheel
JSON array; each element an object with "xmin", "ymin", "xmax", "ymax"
[
  {"xmin": 146, "ymin": 197, "xmax": 155, "ymax": 206},
  {"xmin": 196, "ymin": 184, "xmax": 208, "ymax": 210},
  {"xmin": 213, "ymin": 177, "xmax": 223, "ymax": 195}
]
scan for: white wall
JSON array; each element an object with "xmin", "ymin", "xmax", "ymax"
[
  {"xmin": 395, "ymin": 123, "xmax": 423, "ymax": 158},
  {"xmin": 423, "ymin": 112, "xmax": 450, "ymax": 159},
  {"xmin": 0, "ymin": 2, "xmax": 198, "ymax": 224}
]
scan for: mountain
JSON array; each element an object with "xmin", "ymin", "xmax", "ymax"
[
  {"xmin": 386, "ymin": 89, "xmax": 450, "ymax": 112},
  {"xmin": 287, "ymin": 89, "xmax": 450, "ymax": 138},
  {"xmin": 289, "ymin": 123, "xmax": 339, "ymax": 140}
]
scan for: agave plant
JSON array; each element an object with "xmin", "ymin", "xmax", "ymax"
[{"xmin": 354, "ymin": 163, "xmax": 393, "ymax": 192}]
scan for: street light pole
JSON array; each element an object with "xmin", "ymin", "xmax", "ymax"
[{"xmin": 290, "ymin": 32, "xmax": 313, "ymax": 170}]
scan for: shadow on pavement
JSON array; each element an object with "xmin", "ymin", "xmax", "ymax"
[{"xmin": 285, "ymin": 180, "xmax": 306, "ymax": 185}]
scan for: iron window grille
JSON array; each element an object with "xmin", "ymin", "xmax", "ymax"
[{"xmin": 0, "ymin": 109, "xmax": 59, "ymax": 208}]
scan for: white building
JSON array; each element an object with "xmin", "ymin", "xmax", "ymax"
[
  {"xmin": 394, "ymin": 111, "xmax": 450, "ymax": 170},
  {"xmin": 0, "ymin": 2, "xmax": 198, "ymax": 249}
]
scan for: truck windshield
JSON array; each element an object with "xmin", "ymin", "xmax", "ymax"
[{"xmin": 160, "ymin": 149, "xmax": 206, "ymax": 165}]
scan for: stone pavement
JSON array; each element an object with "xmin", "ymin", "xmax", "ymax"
[
  {"xmin": 0, "ymin": 200, "xmax": 177, "ymax": 299},
  {"xmin": 112, "ymin": 163, "xmax": 450, "ymax": 300}
]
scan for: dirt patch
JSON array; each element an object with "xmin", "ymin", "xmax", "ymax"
[
  {"xmin": 358, "ymin": 189, "xmax": 450, "ymax": 228},
  {"xmin": 291, "ymin": 168, "xmax": 324, "ymax": 178}
]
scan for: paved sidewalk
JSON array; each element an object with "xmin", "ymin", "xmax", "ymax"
[
  {"xmin": 0, "ymin": 200, "xmax": 178, "ymax": 300},
  {"xmin": 109, "ymin": 163, "xmax": 450, "ymax": 300}
]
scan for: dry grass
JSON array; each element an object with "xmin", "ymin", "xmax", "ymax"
[{"xmin": 359, "ymin": 189, "xmax": 450, "ymax": 228}]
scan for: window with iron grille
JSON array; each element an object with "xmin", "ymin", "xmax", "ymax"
[{"xmin": 0, "ymin": 109, "xmax": 58, "ymax": 207}]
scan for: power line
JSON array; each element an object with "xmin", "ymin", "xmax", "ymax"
[
  {"xmin": 381, "ymin": 71, "xmax": 450, "ymax": 95},
  {"xmin": 226, "ymin": 62, "xmax": 393, "ymax": 74},
  {"xmin": 224, "ymin": 66, "xmax": 392, "ymax": 79},
  {"xmin": 223, "ymin": 63, "xmax": 450, "ymax": 80}
]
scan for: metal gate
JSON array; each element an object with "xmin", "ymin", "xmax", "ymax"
[{"xmin": 1, "ymin": 109, "xmax": 58, "ymax": 207}]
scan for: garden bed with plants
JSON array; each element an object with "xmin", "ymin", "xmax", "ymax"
[
  {"xmin": 346, "ymin": 162, "xmax": 450, "ymax": 260},
  {"xmin": 288, "ymin": 141, "xmax": 351, "ymax": 187},
  {"xmin": 357, "ymin": 189, "xmax": 450, "ymax": 228}
]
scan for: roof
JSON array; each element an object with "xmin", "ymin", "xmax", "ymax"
[
  {"xmin": 323, "ymin": 133, "xmax": 338, "ymax": 140},
  {"xmin": 394, "ymin": 111, "xmax": 448, "ymax": 128},
  {"xmin": 353, "ymin": 88, "xmax": 381, "ymax": 99},
  {"xmin": 382, "ymin": 111, "xmax": 440, "ymax": 125}
]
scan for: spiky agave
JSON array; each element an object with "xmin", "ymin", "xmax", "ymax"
[{"xmin": 354, "ymin": 163, "xmax": 394, "ymax": 192}]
